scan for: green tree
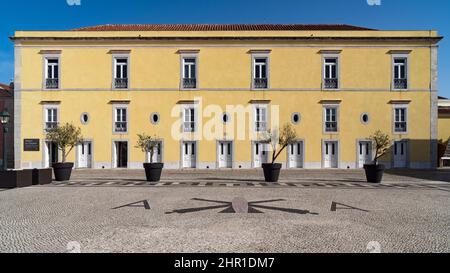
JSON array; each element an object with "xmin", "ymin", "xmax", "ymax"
[
  {"xmin": 136, "ymin": 133, "xmax": 160, "ymax": 163},
  {"xmin": 46, "ymin": 123, "xmax": 83, "ymax": 163},
  {"xmin": 262, "ymin": 123, "xmax": 298, "ymax": 164},
  {"xmin": 369, "ymin": 130, "xmax": 391, "ymax": 165}
]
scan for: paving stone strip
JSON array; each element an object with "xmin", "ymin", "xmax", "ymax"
[{"xmin": 48, "ymin": 180, "xmax": 450, "ymax": 191}]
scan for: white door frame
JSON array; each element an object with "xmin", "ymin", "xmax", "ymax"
[
  {"xmin": 146, "ymin": 139, "xmax": 164, "ymax": 163},
  {"xmin": 216, "ymin": 140, "xmax": 234, "ymax": 169},
  {"xmin": 356, "ymin": 139, "xmax": 374, "ymax": 168},
  {"xmin": 42, "ymin": 140, "xmax": 61, "ymax": 168},
  {"xmin": 251, "ymin": 141, "xmax": 269, "ymax": 168},
  {"xmin": 286, "ymin": 139, "xmax": 305, "ymax": 168},
  {"xmin": 180, "ymin": 140, "xmax": 198, "ymax": 169},
  {"xmin": 322, "ymin": 139, "xmax": 340, "ymax": 169},
  {"xmin": 76, "ymin": 140, "xmax": 94, "ymax": 169},
  {"xmin": 112, "ymin": 140, "xmax": 129, "ymax": 169},
  {"xmin": 392, "ymin": 139, "xmax": 409, "ymax": 168}
]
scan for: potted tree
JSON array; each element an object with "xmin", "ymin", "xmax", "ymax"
[
  {"xmin": 46, "ymin": 123, "xmax": 83, "ymax": 181},
  {"xmin": 261, "ymin": 123, "xmax": 298, "ymax": 182},
  {"xmin": 364, "ymin": 130, "xmax": 390, "ymax": 183},
  {"xmin": 136, "ymin": 133, "xmax": 164, "ymax": 182}
]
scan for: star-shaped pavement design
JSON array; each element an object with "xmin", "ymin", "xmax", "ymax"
[{"xmin": 166, "ymin": 198, "xmax": 319, "ymax": 215}]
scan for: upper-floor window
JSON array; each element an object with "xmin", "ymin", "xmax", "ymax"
[
  {"xmin": 253, "ymin": 58, "xmax": 268, "ymax": 89},
  {"xmin": 114, "ymin": 107, "xmax": 128, "ymax": 133},
  {"xmin": 324, "ymin": 106, "xmax": 338, "ymax": 132},
  {"xmin": 394, "ymin": 107, "xmax": 408, "ymax": 133},
  {"xmin": 254, "ymin": 106, "xmax": 268, "ymax": 132},
  {"xmin": 45, "ymin": 107, "xmax": 58, "ymax": 131},
  {"xmin": 45, "ymin": 58, "xmax": 59, "ymax": 89},
  {"xmin": 182, "ymin": 58, "xmax": 197, "ymax": 89},
  {"xmin": 114, "ymin": 58, "xmax": 129, "ymax": 89},
  {"xmin": 183, "ymin": 107, "xmax": 196, "ymax": 132},
  {"xmin": 393, "ymin": 57, "xmax": 408, "ymax": 90},
  {"xmin": 323, "ymin": 57, "xmax": 339, "ymax": 89}
]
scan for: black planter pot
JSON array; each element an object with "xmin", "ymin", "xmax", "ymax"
[
  {"xmin": 364, "ymin": 164, "xmax": 385, "ymax": 183},
  {"xmin": 0, "ymin": 169, "xmax": 33, "ymax": 189},
  {"xmin": 53, "ymin": 163, "xmax": 74, "ymax": 182},
  {"xmin": 262, "ymin": 163, "xmax": 282, "ymax": 183},
  {"xmin": 144, "ymin": 163, "xmax": 164, "ymax": 182},
  {"xmin": 32, "ymin": 168, "xmax": 53, "ymax": 185}
]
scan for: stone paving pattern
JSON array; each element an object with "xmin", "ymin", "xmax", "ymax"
[{"xmin": 0, "ymin": 169, "xmax": 449, "ymax": 253}]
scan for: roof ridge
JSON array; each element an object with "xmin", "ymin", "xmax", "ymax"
[{"xmin": 72, "ymin": 24, "xmax": 376, "ymax": 31}]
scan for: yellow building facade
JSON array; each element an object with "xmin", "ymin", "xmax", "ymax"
[
  {"xmin": 11, "ymin": 24, "xmax": 442, "ymax": 170},
  {"xmin": 438, "ymin": 98, "xmax": 450, "ymax": 167}
]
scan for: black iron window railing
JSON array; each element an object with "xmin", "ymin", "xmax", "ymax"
[
  {"xmin": 184, "ymin": 122, "xmax": 196, "ymax": 132},
  {"xmin": 253, "ymin": 78, "xmax": 268, "ymax": 89},
  {"xmin": 324, "ymin": 78, "xmax": 338, "ymax": 89},
  {"xmin": 325, "ymin": 121, "xmax": 338, "ymax": 132},
  {"xmin": 394, "ymin": 122, "xmax": 407, "ymax": 132},
  {"xmin": 255, "ymin": 121, "xmax": 267, "ymax": 132},
  {"xmin": 45, "ymin": 122, "xmax": 58, "ymax": 131},
  {"xmin": 183, "ymin": 78, "xmax": 197, "ymax": 89},
  {"xmin": 114, "ymin": 78, "xmax": 128, "ymax": 89},
  {"xmin": 45, "ymin": 78, "xmax": 59, "ymax": 89},
  {"xmin": 394, "ymin": 79, "xmax": 408, "ymax": 90},
  {"xmin": 115, "ymin": 122, "xmax": 127, "ymax": 132}
]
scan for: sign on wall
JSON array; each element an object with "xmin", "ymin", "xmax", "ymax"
[{"xmin": 24, "ymin": 139, "xmax": 40, "ymax": 152}]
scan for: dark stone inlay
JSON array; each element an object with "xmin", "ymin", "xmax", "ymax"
[{"xmin": 166, "ymin": 198, "xmax": 319, "ymax": 215}]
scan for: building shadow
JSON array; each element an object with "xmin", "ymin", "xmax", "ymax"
[
  {"xmin": 384, "ymin": 169, "xmax": 450, "ymax": 183},
  {"xmin": 376, "ymin": 139, "xmax": 450, "ymax": 183}
]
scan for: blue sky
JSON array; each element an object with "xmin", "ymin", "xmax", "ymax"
[{"xmin": 1, "ymin": 0, "xmax": 449, "ymax": 96}]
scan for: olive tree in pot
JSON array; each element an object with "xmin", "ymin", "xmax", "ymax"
[
  {"xmin": 364, "ymin": 130, "xmax": 390, "ymax": 183},
  {"xmin": 46, "ymin": 123, "xmax": 83, "ymax": 182},
  {"xmin": 261, "ymin": 123, "xmax": 298, "ymax": 182},
  {"xmin": 136, "ymin": 133, "xmax": 164, "ymax": 182}
]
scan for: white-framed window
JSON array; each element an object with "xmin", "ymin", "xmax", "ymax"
[
  {"xmin": 114, "ymin": 107, "xmax": 128, "ymax": 133},
  {"xmin": 44, "ymin": 106, "xmax": 59, "ymax": 131},
  {"xmin": 182, "ymin": 57, "xmax": 197, "ymax": 89},
  {"xmin": 393, "ymin": 56, "xmax": 408, "ymax": 90},
  {"xmin": 323, "ymin": 56, "xmax": 339, "ymax": 89},
  {"xmin": 183, "ymin": 107, "xmax": 196, "ymax": 132},
  {"xmin": 254, "ymin": 105, "xmax": 268, "ymax": 132},
  {"xmin": 113, "ymin": 57, "xmax": 129, "ymax": 89},
  {"xmin": 324, "ymin": 106, "xmax": 339, "ymax": 133},
  {"xmin": 253, "ymin": 57, "xmax": 269, "ymax": 89},
  {"xmin": 45, "ymin": 57, "xmax": 60, "ymax": 89},
  {"xmin": 394, "ymin": 106, "xmax": 408, "ymax": 133}
]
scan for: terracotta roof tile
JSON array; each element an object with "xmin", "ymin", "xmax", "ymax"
[
  {"xmin": 0, "ymin": 83, "xmax": 11, "ymax": 92},
  {"xmin": 73, "ymin": 24, "xmax": 375, "ymax": 32}
]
